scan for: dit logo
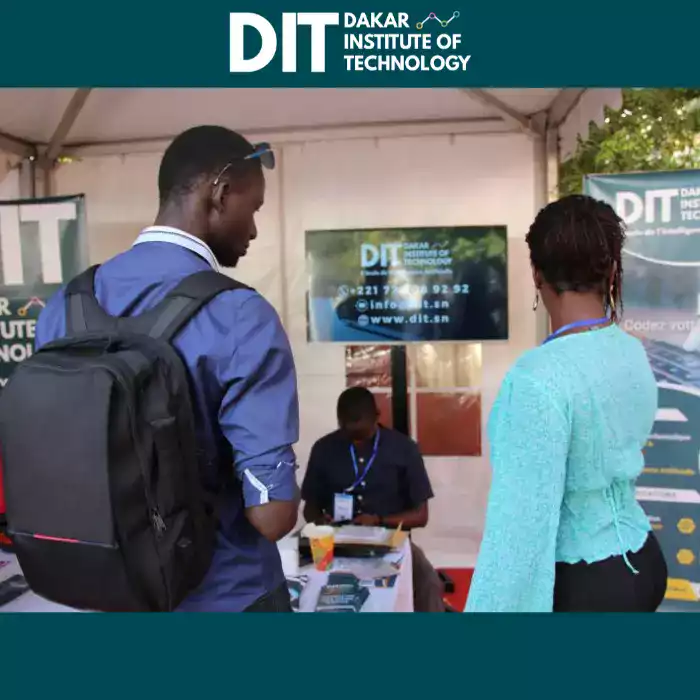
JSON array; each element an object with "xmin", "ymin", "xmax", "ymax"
[
  {"xmin": 360, "ymin": 243, "xmax": 403, "ymax": 268},
  {"xmin": 229, "ymin": 12, "xmax": 340, "ymax": 73}
]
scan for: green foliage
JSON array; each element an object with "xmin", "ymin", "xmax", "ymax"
[{"xmin": 560, "ymin": 89, "xmax": 700, "ymax": 196}]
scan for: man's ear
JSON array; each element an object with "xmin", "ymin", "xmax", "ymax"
[{"xmin": 210, "ymin": 179, "xmax": 228, "ymax": 214}]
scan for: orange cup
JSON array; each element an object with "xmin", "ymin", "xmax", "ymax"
[{"xmin": 308, "ymin": 526, "xmax": 335, "ymax": 571}]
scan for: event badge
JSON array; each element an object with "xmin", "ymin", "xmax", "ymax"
[{"xmin": 333, "ymin": 493, "xmax": 354, "ymax": 522}]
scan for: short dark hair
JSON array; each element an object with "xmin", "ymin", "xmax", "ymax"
[
  {"xmin": 158, "ymin": 125, "xmax": 259, "ymax": 205},
  {"xmin": 337, "ymin": 387, "xmax": 378, "ymax": 423},
  {"xmin": 526, "ymin": 194, "xmax": 626, "ymax": 321}
]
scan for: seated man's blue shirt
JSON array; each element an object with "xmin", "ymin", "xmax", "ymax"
[
  {"xmin": 34, "ymin": 228, "xmax": 300, "ymax": 612},
  {"xmin": 302, "ymin": 426, "xmax": 434, "ymax": 519}
]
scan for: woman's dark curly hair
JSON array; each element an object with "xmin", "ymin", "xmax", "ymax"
[{"xmin": 526, "ymin": 194, "xmax": 626, "ymax": 322}]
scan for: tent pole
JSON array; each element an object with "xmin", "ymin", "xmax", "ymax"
[
  {"xmin": 462, "ymin": 89, "xmax": 536, "ymax": 137},
  {"xmin": 18, "ymin": 158, "xmax": 37, "ymax": 198},
  {"xmin": 276, "ymin": 148, "xmax": 290, "ymax": 329},
  {"xmin": 42, "ymin": 163, "xmax": 54, "ymax": 197},
  {"xmin": 42, "ymin": 88, "xmax": 92, "ymax": 165},
  {"xmin": 531, "ymin": 112, "xmax": 560, "ymax": 343},
  {"xmin": 38, "ymin": 88, "xmax": 93, "ymax": 197},
  {"xmin": 545, "ymin": 126, "xmax": 559, "ymax": 202},
  {"xmin": 62, "ymin": 117, "xmax": 511, "ymax": 158},
  {"xmin": 0, "ymin": 131, "xmax": 35, "ymax": 159},
  {"xmin": 547, "ymin": 89, "xmax": 587, "ymax": 129}
]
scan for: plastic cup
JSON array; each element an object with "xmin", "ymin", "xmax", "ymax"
[
  {"xmin": 308, "ymin": 525, "xmax": 335, "ymax": 571},
  {"xmin": 277, "ymin": 535, "xmax": 299, "ymax": 577}
]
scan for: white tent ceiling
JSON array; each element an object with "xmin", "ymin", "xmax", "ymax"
[{"xmin": 0, "ymin": 88, "xmax": 621, "ymax": 161}]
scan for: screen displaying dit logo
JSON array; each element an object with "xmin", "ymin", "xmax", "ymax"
[
  {"xmin": 229, "ymin": 12, "xmax": 340, "ymax": 73},
  {"xmin": 360, "ymin": 242, "xmax": 403, "ymax": 268}
]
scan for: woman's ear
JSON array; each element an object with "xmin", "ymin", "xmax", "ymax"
[{"xmin": 531, "ymin": 266, "xmax": 542, "ymax": 290}]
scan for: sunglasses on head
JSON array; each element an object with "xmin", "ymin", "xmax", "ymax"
[{"xmin": 213, "ymin": 142, "xmax": 275, "ymax": 185}]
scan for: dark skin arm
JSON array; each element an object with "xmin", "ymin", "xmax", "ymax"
[
  {"xmin": 246, "ymin": 494, "xmax": 299, "ymax": 542},
  {"xmin": 353, "ymin": 501, "xmax": 429, "ymax": 529}
]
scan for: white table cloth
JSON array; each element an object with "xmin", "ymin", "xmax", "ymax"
[
  {"xmin": 286, "ymin": 538, "xmax": 413, "ymax": 613},
  {"xmin": 0, "ymin": 538, "xmax": 413, "ymax": 612}
]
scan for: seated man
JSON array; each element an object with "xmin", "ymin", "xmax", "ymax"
[{"xmin": 301, "ymin": 387, "xmax": 445, "ymax": 612}]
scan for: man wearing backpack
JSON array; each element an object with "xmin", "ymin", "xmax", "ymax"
[{"xmin": 2, "ymin": 126, "xmax": 299, "ymax": 612}]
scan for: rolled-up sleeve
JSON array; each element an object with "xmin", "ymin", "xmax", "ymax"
[{"xmin": 218, "ymin": 293, "xmax": 300, "ymax": 507}]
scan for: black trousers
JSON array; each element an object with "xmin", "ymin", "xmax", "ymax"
[
  {"xmin": 554, "ymin": 532, "xmax": 668, "ymax": 612},
  {"xmin": 244, "ymin": 583, "xmax": 293, "ymax": 613}
]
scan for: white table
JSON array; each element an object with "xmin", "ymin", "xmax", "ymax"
[
  {"xmin": 285, "ymin": 538, "xmax": 414, "ymax": 613},
  {"xmin": 0, "ymin": 538, "xmax": 414, "ymax": 613}
]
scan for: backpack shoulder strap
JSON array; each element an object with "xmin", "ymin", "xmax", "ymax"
[
  {"xmin": 142, "ymin": 271, "xmax": 251, "ymax": 343},
  {"xmin": 64, "ymin": 265, "xmax": 117, "ymax": 334},
  {"xmin": 64, "ymin": 266, "xmax": 251, "ymax": 341}
]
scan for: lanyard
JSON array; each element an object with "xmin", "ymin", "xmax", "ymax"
[
  {"xmin": 543, "ymin": 316, "xmax": 610, "ymax": 345},
  {"xmin": 346, "ymin": 429, "xmax": 380, "ymax": 492}
]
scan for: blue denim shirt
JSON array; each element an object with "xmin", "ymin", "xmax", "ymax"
[{"xmin": 35, "ymin": 227, "xmax": 300, "ymax": 611}]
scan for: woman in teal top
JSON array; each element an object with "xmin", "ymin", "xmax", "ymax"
[{"xmin": 466, "ymin": 195, "xmax": 668, "ymax": 612}]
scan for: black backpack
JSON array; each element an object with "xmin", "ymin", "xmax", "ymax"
[{"xmin": 0, "ymin": 265, "xmax": 248, "ymax": 612}]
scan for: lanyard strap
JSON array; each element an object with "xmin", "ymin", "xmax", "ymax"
[
  {"xmin": 544, "ymin": 316, "xmax": 610, "ymax": 345},
  {"xmin": 346, "ymin": 429, "xmax": 381, "ymax": 492}
]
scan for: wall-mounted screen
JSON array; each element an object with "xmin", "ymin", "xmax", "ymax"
[{"xmin": 306, "ymin": 226, "xmax": 508, "ymax": 343}]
